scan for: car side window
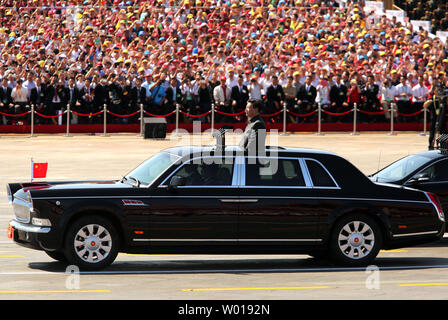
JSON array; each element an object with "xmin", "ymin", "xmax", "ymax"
[
  {"xmin": 305, "ymin": 159, "xmax": 337, "ymax": 187},
  {"xmin": 171, "ymin": 159, "xmax": 234, "ymax": 186},
  {"xmin": 245, "ymin": 158, "xmax": 306, "ymax": 186},
  {"xmin": 418, "ymin": 159, "xmax": 448, "ymax": 182}
]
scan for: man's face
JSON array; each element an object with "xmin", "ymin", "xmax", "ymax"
[{"xmin": 245, "ymin": 102, "xmax": 258, "ymax": 119}]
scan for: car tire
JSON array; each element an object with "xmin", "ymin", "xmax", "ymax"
[
  {"xmin": 45, "ymin": 250, "xmax": 68, "ymax": 263},
  {"xmin": 329, "ymin": 214, "xmax": 382, "ymax": 267},
  {"xmin": 64, "ymin": 215, "xmax": 120, "ymax": 271}
]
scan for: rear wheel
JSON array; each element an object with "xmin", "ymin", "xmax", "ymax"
[
  {"xmin": 64, "ymin": 216, "xmax": 120, "ymax": 271},
  {"xmin": 330, "ymin": 214, "xmax": 382, "ymax": 267}
]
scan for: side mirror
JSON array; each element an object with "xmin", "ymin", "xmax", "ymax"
[
  {"xmin": 167, "ymin": 175, "xmax": 186, "ymax": 191},
  {"xmin": 407, "ymin": 173, "xmax": 430, "ymax": 185}
]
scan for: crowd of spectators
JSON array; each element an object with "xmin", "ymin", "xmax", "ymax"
[
  {"xmin": 0, "ymin": 0, "xmax": 447, "ymax": 126},
  {"xmin": 394, "ymin": 0, "xmax": 448, "ymax": 33}
]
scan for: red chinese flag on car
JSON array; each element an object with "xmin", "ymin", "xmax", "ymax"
[{"xmin": 31, "ymin": 160, "xmax": 48, "ymax": 180}]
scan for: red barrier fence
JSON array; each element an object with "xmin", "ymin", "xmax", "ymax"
[{"xmin": 0, "ymin": 103, "xmax": 437, "ymax": 135}]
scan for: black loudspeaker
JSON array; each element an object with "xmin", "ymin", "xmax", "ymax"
[{"xmin": 143, "ymin": 118, "xmax": 167, "ymax": 139}]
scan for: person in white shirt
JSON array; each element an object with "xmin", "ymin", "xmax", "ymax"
[
  {"xmin": 259, "ymin": 69, "xmax": 272, "ymax": 96},
  {"xmin": 213, "ymin": 76, "xmax": 231, "ymax": 122},
  {"xmin": 316, "ymin": 78, "xmax": 331, "ymax": 106},
  {"xmin": 381, "ymin": 79, "xmax": 396, "ymax": 120},
  {"xmin": 411, "ymin": 76, "xmax": 429, "ymax": 122},
  {"xmin": 22, "ymin": 73, "xmax": 36, "ymax": 101},
  {"xmin": 10, "ymin": 79, "xmax": 29, "ymax": 125},
  {"xmin": 11, "ymin": 79, "xmax": 28, "ymax": 104},
  {"xmin": 226, "ymin": 69, "xmax": 238, "ymax": 89},
  {"xmin": 248, "ymin": 76, "xmax": 262, "ymax": 101},
  {"xmin": 394, "ymin": 75, "xmax": 413, "ymax": 122}
]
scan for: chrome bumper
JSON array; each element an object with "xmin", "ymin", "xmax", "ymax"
[{"xmin": 9, "ymin": 220, "xmax": 51, "ymax": 234}]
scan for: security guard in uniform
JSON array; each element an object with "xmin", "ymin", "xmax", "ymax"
[{"xmin": 424, "ymin": 72, "xmax": 448, "ymax": 150}]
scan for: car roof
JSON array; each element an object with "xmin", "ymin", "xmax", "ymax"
[
  {"xmin": 162, "ymin": 145, "xmax": 339, "ymax": 158},
  {"xmin": 410, "ymin": 149, "xmax": 448, "ymax": 160}
]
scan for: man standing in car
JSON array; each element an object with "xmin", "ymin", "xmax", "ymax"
[{"xmin": 239, "ymin": 99, "xmax": 266, "ymax": 155}]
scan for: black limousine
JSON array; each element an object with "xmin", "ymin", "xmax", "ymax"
[{"xmin": 7, "ymin": 145, "xmax": 446, "ymax": 270}]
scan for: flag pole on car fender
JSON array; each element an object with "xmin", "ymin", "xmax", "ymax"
[
  {"xmin": 30, "ymin": 159, "xmax": 48, "ymax": 182},
  {"xmin": 30, "ymin": 157, "xmax": 33, "ymax": 182}
]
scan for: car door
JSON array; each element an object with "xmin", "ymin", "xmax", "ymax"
[
  {"xmin": 406, "ymin": 158, "xmax": 448, "ymax": 213},
  {"xmin": 237, "ymin": 156, "xmax": 324, "ymax": 246},
  {"xmin": 144, "ymin": 156, "xmax": 238, "ymax": 247}
]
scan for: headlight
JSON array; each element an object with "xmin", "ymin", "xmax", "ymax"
[
  {"xmin": 26, "ymin": 191, "xmax": 35, "ymax": 213},
  {"xmin": 31, "ymin": 218, "xmax": 52, "ymax": 227},
  {"xmin": 6, "ymin": 185, "xmax": 12, "ymax": 204}
]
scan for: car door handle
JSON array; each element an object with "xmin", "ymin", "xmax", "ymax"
[{"xmin": 220, "ymin": 199, "xmax": 259, "ymax": 203}]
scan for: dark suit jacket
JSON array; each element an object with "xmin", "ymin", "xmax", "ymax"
[
  {"xmin": 0, "ymin": 86, "xmax": 12, "ymax": 107},
  {"xmin": 79, "ymin": 86, "xmax": 95, "ymax": 112},
  {"xmin": 238, "ymin": 114, "xmax": 266, "ymax": 154},
  {"xmin": 266, "ymin": 84, "xmax": 285, "ymax": 103},
  {"xmin": 296, "ymin": 84, "xmax": 317, "ymax": 103},
  {"xmin": 165, "ymin": 85, "xmax": 182, "ymax": 105},
  {"xmin": 63, "ymin": 86, "xmax": 80, "ymax": 107},
  {"xmin": 362, "ymin": 84, "xmax": 380, "ymax": 104},
  {"xmin": 329, "ymin": 83, "xmax": 348, "ymax": 105},
  {"xmin": 93, "ymin": 83, "xmax": 108, "ymax": 108},
  {"xmin": 30, "ymin": 84, "xmax": 47, "ymax": 106},
  {"xmin": 45, "ymin": 84, "xmax": 65, "ymax": 105},
  {"xmin": 230, "ymin": 84, "xmax": 249, "ymax": 107},
  {"xmin": 132, "ymin": 86, "xmax": 147, "ymax": 105}
]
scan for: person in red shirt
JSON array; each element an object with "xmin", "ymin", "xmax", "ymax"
[{"xmin": 347, "ymin": 79, "xmax": 362, "ymax": 107}]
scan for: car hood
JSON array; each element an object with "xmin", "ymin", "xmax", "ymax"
[
  {"xmin": 20, "ymin": 180, "xmax": 130, "ymax": 191},
  {"xmin": 9, "ymin": 180, "xmax": 134, "ymax": 201}
]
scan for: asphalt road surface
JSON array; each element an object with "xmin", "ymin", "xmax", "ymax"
[{"xmin": 0, "ymin": 132, "xmax": 447, "ymax": 300}]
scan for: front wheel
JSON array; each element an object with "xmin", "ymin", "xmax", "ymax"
[
  {"xmin": 329, "ymin": 215, "xmax": 382, "ymax": 267},
  {"xmin": 45, "ymin": 250, "xmax": 68, "ymax": 263},
  {"xmin": 64, "ymin": 216, "xmax": 120, "ymax": 271}
]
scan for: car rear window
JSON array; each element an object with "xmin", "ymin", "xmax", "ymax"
[
  {"xmin": 305, "ymin": 160, "xmax": 337, "ymax": 187},
  {"xmin": 246, "ymin": 158, "xmax": 306, "ymax": 186}
]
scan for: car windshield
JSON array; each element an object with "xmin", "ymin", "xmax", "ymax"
[
  {"xmin": 372, "ymin": 154, "xmax": 430, "ymax": 182},
  {"xmin": 124, "ymin": 152, "xmax": 180, "ymax": 186}
]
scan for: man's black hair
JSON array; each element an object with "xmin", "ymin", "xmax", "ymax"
[{"xmin": 248, "ymin": 99, "xmax": 263, "ymax": 111}]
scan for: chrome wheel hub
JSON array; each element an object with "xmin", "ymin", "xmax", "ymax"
[
  {"xmin": 74, "ymin": 224, "xmax": 112, "ymax": 263},
  {"xmin": 338, "ymin": 221, "xmax": 375, "ymax": 260}
]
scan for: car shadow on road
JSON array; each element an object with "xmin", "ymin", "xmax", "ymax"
[{"xmin": 27, "ymin": 255, "xmax": 448, "ymax": 274}]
